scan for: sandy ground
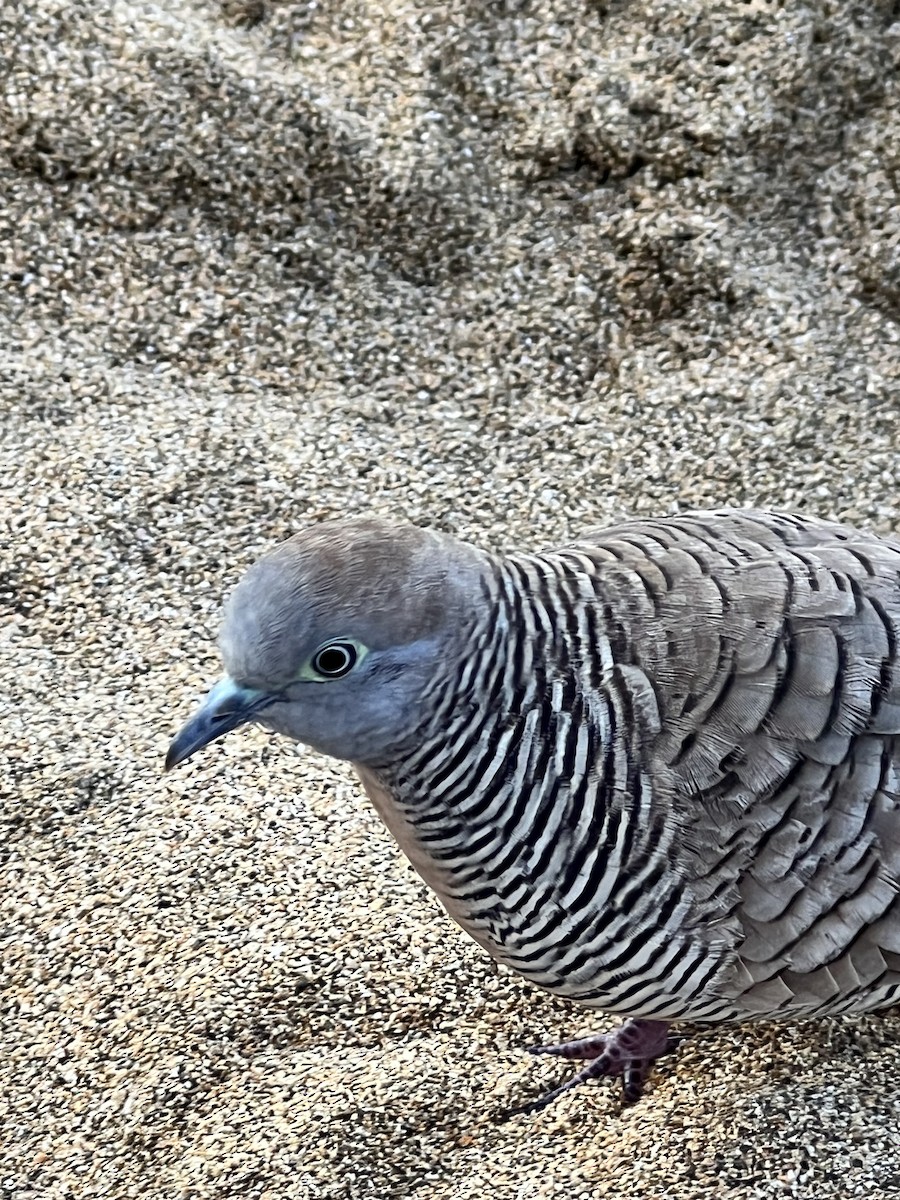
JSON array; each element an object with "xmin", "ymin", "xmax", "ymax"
[{"xmin": 3, "ymin": 1, "xmax": 900, "ymax": 1197}]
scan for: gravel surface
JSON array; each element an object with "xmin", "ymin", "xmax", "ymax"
[{"xmin": 3, "ymin": 2, "xmax": 900, "ymax": 1198}]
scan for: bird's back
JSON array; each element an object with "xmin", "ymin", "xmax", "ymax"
[{"xmin": 562, "ymin": 509, "xmax": 900, "ymax": 1018}]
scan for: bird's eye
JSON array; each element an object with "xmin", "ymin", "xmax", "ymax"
[{"xmin": 311, "ymin": 642, "xmax": 358, "ymax": 678}]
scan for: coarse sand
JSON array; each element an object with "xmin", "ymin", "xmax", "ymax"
[{"xmin": 3, "ymin": 2, "xmax": 900, "ymax": 1198}]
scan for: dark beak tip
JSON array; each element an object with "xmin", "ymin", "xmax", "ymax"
[
  {"xmin": 163, "ymin": 721, "xmax": 209, "ymax": 774},
  {"xmin": 163, "ymin": 738, "xmax": 190, "ymax": 773},
  {"xmin": 163, "ymin": 679, "xmax": 272, "ymax": 778}
]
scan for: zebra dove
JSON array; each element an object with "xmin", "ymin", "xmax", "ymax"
[{"xmin": 166, "ymin": 510, "xmax": 900, "ymax": 1109}]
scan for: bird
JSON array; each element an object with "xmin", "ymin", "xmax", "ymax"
[{"xmin": 166, "ymin": 509, "xmax": 900, "ymax": 1111}]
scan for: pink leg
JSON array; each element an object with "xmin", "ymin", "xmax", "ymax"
[{"xmin": 514, "ymin": 1019, "xmax": 674, "ymax": 1113}]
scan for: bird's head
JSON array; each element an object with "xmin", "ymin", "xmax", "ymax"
[{"xmin": 165, "ymin": 518, "xmax": 488, "ymax": 769}]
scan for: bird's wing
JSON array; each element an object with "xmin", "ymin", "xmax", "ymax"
[{"xmin": 575, "ymin": 510, "xmax": 900, "ymax": 1012}]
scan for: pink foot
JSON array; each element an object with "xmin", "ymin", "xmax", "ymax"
[{"xmin": 514, "ymin": 1019, "xmax": 674, "ymax": 1113}]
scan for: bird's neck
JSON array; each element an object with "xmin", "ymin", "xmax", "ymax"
[{"xmin": 352, "ymin": 553, "xmax": 685, "ymax": 1001}]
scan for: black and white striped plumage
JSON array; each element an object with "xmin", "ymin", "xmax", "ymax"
[{"xmin": 167, "ymin": 510, "xmax": 900, "ymax": 1104}]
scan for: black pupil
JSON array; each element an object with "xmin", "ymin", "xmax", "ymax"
[{"xmin": 314, "ymin": 644, "xmax": 355, "ymax": 676}]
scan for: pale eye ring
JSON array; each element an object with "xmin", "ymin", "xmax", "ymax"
[{"xmin": 311, "ymin": 642, "xmax": 358, "ymax": 678}]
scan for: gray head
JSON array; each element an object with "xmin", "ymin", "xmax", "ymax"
[{"xmin": 166, "ymin": 518, "xmax": 488, "ymax": 768}]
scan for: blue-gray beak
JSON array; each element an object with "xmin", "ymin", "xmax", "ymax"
[{"xmin": 165, "ymin": 677, "xmax": 276, "ymax": 770}]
